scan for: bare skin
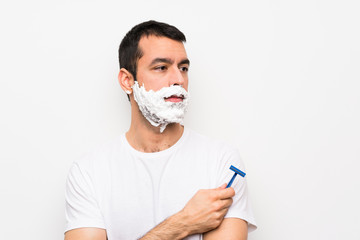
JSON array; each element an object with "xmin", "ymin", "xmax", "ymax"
[
  {"xmin": 65, "ymin": 228, "xmax": 106, "ymax": 240},
  {"xmin": 138, "ymin": 184, "xmax": 235, "ymax": 240},
  {"xmin": 65, "ymin": 35, "xmax": 248, "ymax": 240},
  {"xmin": 203, "ymin": 218, "xmax": 248, "ymax": 240}
]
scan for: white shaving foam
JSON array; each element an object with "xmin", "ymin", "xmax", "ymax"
[{"xmin": 132, "ymin": 81, "xmax": 190, "ymax": 133}]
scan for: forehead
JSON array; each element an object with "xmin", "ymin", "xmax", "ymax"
[{"xmin": 138, "ymin": 35, "xmax": 187, "ymax": 61}]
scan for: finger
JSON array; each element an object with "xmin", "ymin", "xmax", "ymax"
[
  {"xmin": 219, "ymin": 198, "xmax": 233, "ymax": 209},
  {"xmin": 214, "ymin": 198, "xmax": 233, "ymax": 212},
  {"xmin": 217, "ymin": 183, "xmax": 227, "ymax": 189},
  {"xmin": 217, "ymin": 187, "xmax": 235, "ymax": 199},
  {"xmin": 218, "ymin": 206, "xmax": 230, "ymax": 219}
]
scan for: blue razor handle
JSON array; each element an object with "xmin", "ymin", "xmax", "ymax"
[{"xmin": 226, "ymin": 165, "xmax": 246, "ymax": 188}]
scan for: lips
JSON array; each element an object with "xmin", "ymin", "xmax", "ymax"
[{"xmin": 164, "ymin": 95, "xmax": 184, "ymax": 102}]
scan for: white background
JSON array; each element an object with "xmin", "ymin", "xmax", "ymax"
[{"xmin": 0, "ymin": 0, "xmax": 359, "ymax": 239}]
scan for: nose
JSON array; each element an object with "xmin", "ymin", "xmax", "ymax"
[{"xmin": 169, "ymin": 67, "xmax": 185, "ymax": 87}]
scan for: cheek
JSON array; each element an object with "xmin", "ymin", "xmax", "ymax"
[
  {"xmin": 183, "ymin": 78, "xmax": 189, "ymax": 91},
  {"xmin": 137, "ymin": 72, "xmax": 159, "ymax": 90}
]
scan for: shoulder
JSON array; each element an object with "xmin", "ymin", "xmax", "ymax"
[
  {"xmin": 185, "ymin": 128, "xmax": 239, "ymax": 154},
  {"xmin": 184, "ymin": 128, "xmax": 243, "ymax": 170},
  {"xmin": 67, "ymin": 134, "xmax": 126, "ymax": 191},
  {"xmin": 73, "ymin": 134, "xmax": 124, "ymax": 171},
  {"xmin": 184, "ymin": 129, "xmax": 246, "ymax": 188}
]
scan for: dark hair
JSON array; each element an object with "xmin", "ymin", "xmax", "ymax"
[{"xmin": 118, "ymin": 20, "xmax": 186, "ymax": 80}]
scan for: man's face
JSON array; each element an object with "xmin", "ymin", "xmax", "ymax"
[{"xmin": 136, "ymin": 35, "xmax": 189, "ymax": 102}]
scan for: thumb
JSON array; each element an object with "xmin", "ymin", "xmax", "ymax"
[{"xmin": 217, "ymin": 183, "xmax": 227, "ymax": 189}]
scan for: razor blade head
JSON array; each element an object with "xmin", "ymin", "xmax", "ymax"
[{"xmin": 230, "ymin": 165, "xmax": 246, "ymax": 177}]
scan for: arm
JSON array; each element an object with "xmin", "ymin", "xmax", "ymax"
[
  {"xmin": 203, "ymin": 218, "xmax": 248, "ymax": 240},
  {"xmin": 139, "ymin": 184, "xmax": 235, "ymax": 240},
  {"xmin": 65, "ymin": 228, "xmax": 107, "ymax": 240},
  {"xmin": 65, "ymin": 163, "xmax": 107, "ymax": 240}
]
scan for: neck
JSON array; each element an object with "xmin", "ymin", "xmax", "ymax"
[{"xmin": 126, "ymin": 101, "xmax": 184, "ymax": 153}]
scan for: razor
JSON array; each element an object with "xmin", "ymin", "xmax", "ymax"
[{"xmin": 226, "ymin": 165, "xmax": 246, "ymax": 188}]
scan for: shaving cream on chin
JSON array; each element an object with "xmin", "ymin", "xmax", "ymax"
[{"xmin": 132, "ymin": 81, "xmax": 190, "ymax": 133}]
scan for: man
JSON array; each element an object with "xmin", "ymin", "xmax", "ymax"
[{"xmin": 65, "ymin": 20, "xmax": 256, "ymax": 240}]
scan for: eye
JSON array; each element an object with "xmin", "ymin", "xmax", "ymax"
[
  {"xmin": 154, "ymin": 65, "xmax": 167, "ymax": 71},
  {"xmin": 180, "ymin": 66, "xmax": 189, "ymax": 72}
]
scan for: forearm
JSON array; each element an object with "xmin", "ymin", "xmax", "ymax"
[
  {"xmin": 140, "ymin": 186, "xmax": 235, "ymax": 239},
  {"xmin": 139, "ymin": 211, "xmax": 191, "ymax": 240}
]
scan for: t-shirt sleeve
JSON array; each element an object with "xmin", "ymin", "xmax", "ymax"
[
  {"xmin": 64, "ymin": 161, "xmax": 106, "ymax": 233},
  {"xmin": 217, "ymin": 148, "xmax": 257, "ymax": 232}
]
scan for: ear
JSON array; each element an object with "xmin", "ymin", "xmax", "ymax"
[{"xmin": 118, "ymin": 68, "xmax": 135, "ymax": 95}]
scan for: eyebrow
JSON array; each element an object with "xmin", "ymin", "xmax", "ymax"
[
  {"xmin": 150, "ymin": 58, "xmax": 190, "ymax": 67},
  {"xmin": 179, "ymin": 59, "xmax": 190, "ymax": 66},
  {"xmin": 150, "ymin": 58, "xmax": 173, "ymax": 66}
]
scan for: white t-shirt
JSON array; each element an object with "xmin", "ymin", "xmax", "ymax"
[{"xmin": 65, "ymin": 128, "xmax": 257, "ymax": 239}]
